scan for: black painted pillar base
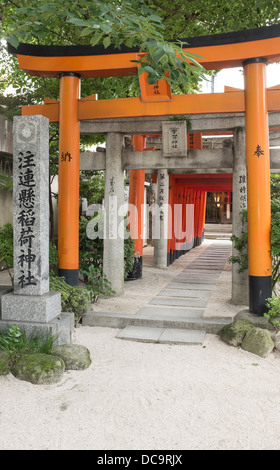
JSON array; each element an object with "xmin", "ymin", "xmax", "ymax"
[
  {"xmin": 249, "ymin": 275, "xmax": 272, "ymax": 316},
  {"xmin": 167, "ymin": 252, "xmax": 171, "ymax": 266},
  {"xmin": 125, "ymin": 256, "xmax": 142, "ymax": 280},
  {"xmin": 58, "ymin": 268, "xmax": 79, "ymax": 287}
]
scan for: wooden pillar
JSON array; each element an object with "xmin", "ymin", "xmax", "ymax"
[
  {"xmin": 243, "ymin": 58, "xmax": 272, "ymax": 315},
  {"xmin": 167, "ymin": 175, "xmax": 174, "ymax": 265},
  {"xmin": 58, "ymin": 72, "xmax": 80, "ymax": 286},
  {"xmin": 127, "ymin": 135, "xmax": 145, "ymax": 279}
]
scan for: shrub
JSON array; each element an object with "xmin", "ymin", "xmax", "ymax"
[
  {"xmin": 49, "ymin": 241, "xmax": 58, "ymax": 275},
  {"xmin": 80, "ymin": 264, "xmax": 115, "ymax": 303},
  {"xmin": 49, "ymin": 275, "xmax": 89, "ymax": 326},
  {"xmin": 0, "ymin": 223, "xmax": 13, "ymax": 283},
  {"xmin": 79, "ymin": 215, "xmax": 135, "ymax": 281},
  {"xmin": 265, "ymin": 296, "xmax": 280, "ymax": 331}
]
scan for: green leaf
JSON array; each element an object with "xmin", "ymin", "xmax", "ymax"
[
  {"xmin": 67, "ymin": 17, "xmax": 89, "ymax": 27},
  {"xmin": 147, "ymin": 73, "xmax": 159, "ymax": 85},
  {"xmin": 7, "ymin": 34, "xmax": 19, "ymax": 48},
  {"xmin": 103, "ymin": 36, "xmax": 111, "ymax": 49},
  {"xmin": 79, "ymin": 27, "xmax": 96, "ymax": 37},
  {"xmin": 100, "ymin": 23, "xmax": 112, "ymax": 34},
  {"xmin": 143, "ymin": 65, "xmax": 155, "ymax": 74},
  {"xmin": 90, "ymin": 31, "xmax": 104, "ymax": 47}
]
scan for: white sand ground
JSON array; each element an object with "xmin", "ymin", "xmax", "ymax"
[
  {"xmin": 1, "ymin": 327, "xmax": 280, "ymax": 450},
  {"xmin": 1, "ymin": 239, "xmax": 279, "ymax": 450}
]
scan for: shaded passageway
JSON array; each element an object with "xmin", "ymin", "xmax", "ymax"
[{"xmin": 83, "ymin": 239, "xmax": 240, "ymax": 344}]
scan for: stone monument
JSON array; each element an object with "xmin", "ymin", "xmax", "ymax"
[{"xmin": 0, "ymin": 115, "xmax": 74, "ymax": 343}]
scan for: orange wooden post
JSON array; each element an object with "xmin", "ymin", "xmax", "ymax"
[
  {"xmin": 186, "ymin": 187, "xmax": 195, "ymax": 249},
  {"xmin": 58, "ymin": 72, "xmax": 81, "ymax": 286},
  {"xmin": 201, "ymin": 190, "xmax": 207, "ymax": 242},
  {"xmin": 127, "ymin": 135, "xmax": 146, "ymax": 279},
  {"xmin": 181, "ymin": 186, "xmax": 187, "ymax": 253},
  {"xmin": 172, "ymin": 184, "xmax": 179, "ymax": 261},
  {"xmin": 243, "ymin": 58, "xmax": 272, "ymax": 314},
  {"xmin": 167, "ymin": 175, "xmax": 174, "ymax": 266}
]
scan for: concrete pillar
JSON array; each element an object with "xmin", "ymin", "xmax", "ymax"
[
  {"xmin": 232, "ymin": 128, "xmax": 249, "ymax": 305},
  {"xmin": 103, "ymin": 133, "xmax": 125, "ymax": 295},
  {"xmin": 154, "ymin": 169, "xmax": 169, "ymax": 269}
]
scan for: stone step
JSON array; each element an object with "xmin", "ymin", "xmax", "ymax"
[
  {"xmin": 181, "ymin": 269, "xmax": 223, "ymax": 275},
  {"xmin": 115, "ymin": 325, "xmax": 207, "ymax": 345},
  {"xmin": 158, "ymin": 289, "xmax": 211, "ymax": 298},
  {"xmin": 173, "ymin": 276, "xmax": 220, "ymax": 284},
  {"xmin": 82, "ymin": 311, "xmax": 231, "ymax": 333},
  {"xmin": 149, "ymin": 297, "xmax": 208, "ymax": 308},
  {"xmin": 204, "ymin": 234, "xmax": 232, "ymax": 239},
  {"xmin": 166, "ymin": 282, "xmax": 216, "ymax": 291},
  {"xmin": 137, "ymin": 305, "xmax": 204, "ymax": 319}
]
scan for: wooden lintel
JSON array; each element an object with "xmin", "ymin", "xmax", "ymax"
[{"xmin": 21, "ymin": 88, "xmax": 280, "ymax": 125}]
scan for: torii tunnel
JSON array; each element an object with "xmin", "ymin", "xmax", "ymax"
[
  {"xmin": 125, "ymin": 133, "xmax": 232, "ymax": 272},
  {"xmin": 9, "ymin": 24, "xmax": 280, "ymax": 315}
]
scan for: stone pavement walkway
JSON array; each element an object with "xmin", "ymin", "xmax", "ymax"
[{"xmin": 115, "ymin": 242, "xmax": 233, "ymax": 345}]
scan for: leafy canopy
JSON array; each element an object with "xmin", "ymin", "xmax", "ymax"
[{"xmin": 0, "ymin": 0, "xmax": 206, "ymax": 88}]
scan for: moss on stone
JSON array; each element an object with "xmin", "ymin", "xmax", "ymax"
[
  {"xmin": 219, "ymin": 319, "xmax": 255, "ymax": 347},
  {"xmin": 51, "ymin": 344, "xmax": 91, "ymax": 370},
  {"xmin": 241, "ymin": 327, "xmax": 275, "ymax": 358},
  {"xmin": 0, "ymin": 351, "xmax": 11, "ymax": 376},
  {"xmin": 11, "ymin": 353, "xmax": 65, "ymax": 384}
]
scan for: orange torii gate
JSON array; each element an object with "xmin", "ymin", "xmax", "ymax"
[{"xmin": 9, "ymin": 24, "xmax": 280, "ymax": 315}]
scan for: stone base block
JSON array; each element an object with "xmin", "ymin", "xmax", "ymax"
[
  {"xmin": 0, "ymin": 312, "xmax": 75, "ymax": 345},
  {"xmin": 1, "ymin": 291, "xmax": 61, "ymax": 323}
]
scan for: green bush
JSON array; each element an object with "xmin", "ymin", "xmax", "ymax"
[
  {"xmin": 79, "ymin": 216, "xmax": 103, "ymax": 278},
  {"xmin": 0, "ymin": 223, "xmax": 14, "ymax": 283},
  {"xmin": 49, "ymin": 241, "xmax": 58, "ymax": 275},
  {"xmin": 124, "ymin": 235, "xmax": 135, "ymax": 278},
  {"xmin": 265, "ymin": 296, "xmax": 280, "ymax": 331},
  {"xmin": 79, "ymin": 215, "xmax": 135, "ymax": 281},
  {"xmin": 80, "ymin": 264, "xmax": 115, "ymax": 303},
  {"xmin": 49, "ymin": 275, "xmax": 89, "ymax": 326}
]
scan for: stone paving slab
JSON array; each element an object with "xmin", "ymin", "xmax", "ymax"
[
  {"xmin": 189, "ymin": 260, "xmax": 227, "ymax": 264},
  {"xmin": 189, "ymin": 264, "xmax": 227, "ymax": 268},
  {"xmin": 158, "ymin": 289, "xmax": 211, "ymax": 298},
  {"xmin": 159, "ymin": 328, "xmax": 206, "ymax": 345},
  {"xmin": 116, "ymin": 325, "xmax": 164, "ymax": 342},
  {"xmin": 196, "ymin": 255, "xmax": 230, "ymax": 258},
  {"xmin": 115, "ymin": 325, "xmax": 206, "ymax": 345},
  {"xmin": 149, "ymin": 297, "xmax": 208, "ymax": 308},
  {"xmin": 176, "ymin": 272, "xmax": 220, "ymax": 278},
  {"xmin": 196, "ymin": 254, "xmax": 229, "ymax": 257},
  {"xmin": 166, "ymin": 283, "xmax": 216, "ymax": 291},
  {"xmin": 173, "ymin": 276, "xmax": 219, "ymax": 284},
  {"xmin": 137, "ymin": 305, "xmax": 204, "ymax": 318},
  {"xmin": 181, "ymin": 269, "xmax": 222, "ymax": 274},
  {"xmin": 187, "ymin": 266, "xmax": 225, "ymax": 270}
]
